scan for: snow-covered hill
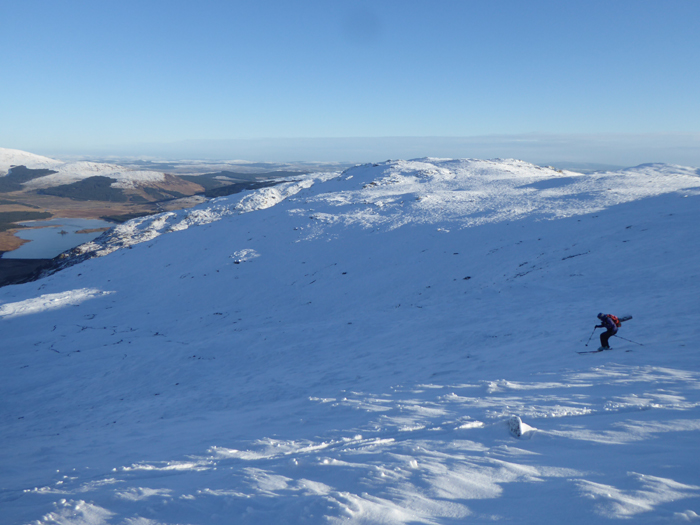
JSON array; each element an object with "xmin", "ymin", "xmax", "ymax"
[
  {"xmin": 0, "ymin": 147, "xmax": 165, "ymax": 188},
  {"xmin": 0, "ymin": 147, "xmax": 64, "ymax": 174},
  {"xmin": 2, "ymin": 158, "xmax": 700, "ymax": 524},
  {"xmin": 19, "ymin": 161, "xmax": 166, "ymax": 190}
]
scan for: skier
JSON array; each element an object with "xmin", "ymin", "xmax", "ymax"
[{"xmin": 595, "ymin": 313, "xmax": 618, "ymax": 350}]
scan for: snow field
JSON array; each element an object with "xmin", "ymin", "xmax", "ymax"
[{"xmin": 1, "ymin": 158, "xmax": 700, "ymax": 524}]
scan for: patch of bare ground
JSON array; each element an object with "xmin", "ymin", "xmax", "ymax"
[
  {"xmin": 14, "ymin": 193, "xmax": 157, "ymax": 218},
  {"xmin": 0, "ymin": 203, "xmax": 43, "ymax": 212},
  {"xmin": 1, "ymin": 191, "xmax": 151, "ymax": 216},
  {"xmin": 161, "ymin": 174, "xmax": 204, "ymax": 194},
  {"xmin": 75, "ymin": 227, "xmax": 111, "ymax": 234},
  {"xmin": 159, "ymin": 195, "xmax": 208, "ymax": 211},
  {"xmin": 123, "ymin": 175, "xmax": 204, "ymax": 202},
  {"xmin": 0, "ymin": 230, "xmax": 31, "ymax": 252}
]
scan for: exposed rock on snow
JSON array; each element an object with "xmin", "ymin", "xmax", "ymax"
[
  {"xmin": 230, "ymin": 249, "xmax": 261, "ymax": 264},
  {"xmin": 508, "ymin": 415, "xmax": 536, "ymax": 438}
]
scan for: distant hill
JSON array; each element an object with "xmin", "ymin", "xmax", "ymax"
[
  {"xmin": 0, "ymin": 148, "xmax": 198, "ymax": 198},
  {"xmin": 180, "ymin": 170, "xmax": 304, "ymax": 191},
  {"xmin": 0, "ymin": 166, "xmax": 59, "ymax": 192},
  {"xmin": 0, "ymin": 210, "xmax": 52, "ymax": 232},
  {"xmin": 37, "ymin": 176, "xmax": 130, "ymax": 202},
  {"xmin": 0, "ymin": 147, "xmax": 63, "ymax": 175}
]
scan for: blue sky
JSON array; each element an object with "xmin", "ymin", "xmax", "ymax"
[{"xmin": 1, "ymin": 0, "xmax": 699, "ymax": 164}]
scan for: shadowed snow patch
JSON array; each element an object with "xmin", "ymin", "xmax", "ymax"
[{"xmin": 576, "ymin": 473, "xmax": 700, "ymax": 518}]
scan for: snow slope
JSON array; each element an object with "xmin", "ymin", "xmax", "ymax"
[
  {"xmin": 19, "ymin": 161, "xmax": 166, "ymax": 190},
  {"xmin": 0, "ymin": 148, "xmax": 165, "ymax": 188},
  {"xmin": 1, "ymin": 158, "xmax": 700, "ymax": 524},
  {"xmin": 0, "ymin": 147, "xmax": 64, "ymax": 174}
]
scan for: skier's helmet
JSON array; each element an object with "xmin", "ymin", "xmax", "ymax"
[{"xmin": 597, "ymin": 313, "xmax": 605, "ymax": 319}]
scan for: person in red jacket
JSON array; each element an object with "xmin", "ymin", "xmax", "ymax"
[{"xmin": 596, "ymin": 313, "xmax": 619, "ymax": 350}]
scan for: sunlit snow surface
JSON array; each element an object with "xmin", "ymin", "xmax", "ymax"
[
  {"xmin": 0, "ymin": 147, "xmax": 64, "ymax": 174},
  {"xmin": 0, "ymin": 147, "xmax": 165, "ymax": 188},
  {"xmin": 2, "ymin": 158, "xmax": 700, "ymax": 524},
  {"xmin": 0, "ymin": 288, "xmax": 114, "ymax": 319}
]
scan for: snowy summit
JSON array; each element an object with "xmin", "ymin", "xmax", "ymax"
[
  {"xmin": 2, "ymin": 158, "xmax": 700, "ymax": 524},
  {"xmin": 0, "ymin": 147, "xmax": 165, "ymax": 188},
  {"xmin": 0, "ymin": 147, "xmax": 64, "ymax": 174}
]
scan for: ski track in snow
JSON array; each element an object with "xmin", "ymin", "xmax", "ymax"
[{"xmin": 2, "ymin": 157, "xmax": 700, "ymax": 524}]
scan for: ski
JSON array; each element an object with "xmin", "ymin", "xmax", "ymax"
[{"xmin": 578, "ymin": 347, "xmax": 631, "ymax": 354}]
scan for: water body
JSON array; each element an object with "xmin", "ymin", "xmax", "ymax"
[{"xmin": 3, "ymin": 218, "xmax": 114, "ymax": 259}]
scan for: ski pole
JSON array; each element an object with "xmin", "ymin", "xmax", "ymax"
[
  {"xmin": 613, "ymin": 334, "xmax": 644, "ymax": 346},
  {"xmin": 585, "ymin": 326, "xmax": 598, "ymax": 347}
]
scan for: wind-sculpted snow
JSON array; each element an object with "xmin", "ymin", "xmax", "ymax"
[
  {"xmin": 2, "ymin": 157, "xmax": 700, "ymax": 524},
  {"xmin": 576, "ymin": 475, "xmax": 700, "ymax": 519},
  {"xmin": 18, "ymin": 365, "xmax": 700, "ymax": 524}
]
